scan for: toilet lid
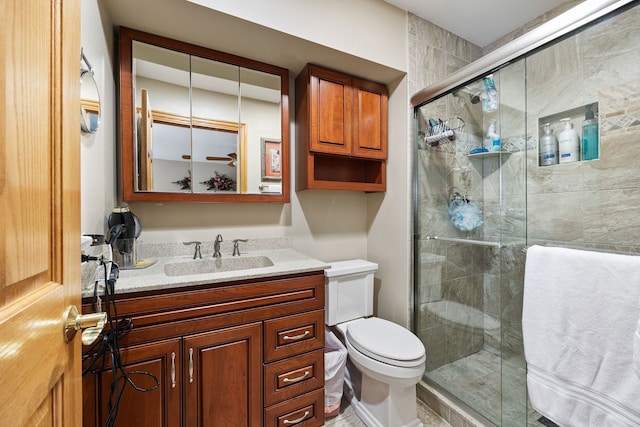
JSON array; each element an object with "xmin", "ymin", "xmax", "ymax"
[{"xmin": 346, "ymin": 317, "xmax": 425, "ymax": 367}]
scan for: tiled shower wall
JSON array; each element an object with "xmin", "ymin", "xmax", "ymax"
[
  {"xmin": 526, "ymin": 4, "xmax": 640, "ymax": 254},
  {"xmin": 410, "ymin": 2, "xmax": 640, "ymax": 425},
  {"xmin": 411, "ymin": 0, "xmax": 640, "ymax": 366}
]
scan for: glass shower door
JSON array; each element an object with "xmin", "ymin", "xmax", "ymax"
[{"xmin": 413, "ymin": 59, "xmax": 527, "ymax": 426}]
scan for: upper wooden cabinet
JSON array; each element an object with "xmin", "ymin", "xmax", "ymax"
[{"xmin": 296, "ymin": 64, "xmax": 388, "ymax": 192}]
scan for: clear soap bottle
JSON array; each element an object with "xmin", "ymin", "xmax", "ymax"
[{"xmin": 582, "ymin": 104, "xmax": 599, "ymax": 160}]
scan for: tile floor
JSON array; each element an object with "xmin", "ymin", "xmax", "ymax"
[
  {"xmin": 425, "ymin": 349, "xmax": 546, "ymax": 427},
  {"xmin": 324, "ymin": 396, "xmax": 451, "ymax": 427}
]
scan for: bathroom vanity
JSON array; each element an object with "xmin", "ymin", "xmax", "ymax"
[{"xmin": 81, "ymin": 250, "xmax": 326, "ymax": 427}]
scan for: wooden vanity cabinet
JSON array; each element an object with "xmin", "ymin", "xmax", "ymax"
[
  {"xmin": 296, "ymin": 63, "xmax": 388, "ymax": 192},
  {"xmin": 86, "ymin": 338, "xmax": 182, "ymax": 427},
  {"xmin": 82, "ymin": 272, "xmax": 325, "ymax": 427}
]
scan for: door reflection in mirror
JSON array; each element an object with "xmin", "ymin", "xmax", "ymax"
[
  {"xmin": 120, "ymin": 27, "xmax": 289, "ymax": 202},
  {"xmin": 128, "ymin": 34, "xmax": 283, "ymax": 197}
]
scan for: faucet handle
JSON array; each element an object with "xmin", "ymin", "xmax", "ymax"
[
  {"xmin": 183, "ymin": 241, "xmax": 202, "ymax": 259},
  {"xmin": 232, "ymin": 239, "xmax": 248, "ymax": 256},
  {"xmin": 213, "ymin": 234, "xmax": 224, "ymax": 258}
]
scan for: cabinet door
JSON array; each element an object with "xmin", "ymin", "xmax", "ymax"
[
  {"xmin": 309, "ymin": 65, "xmax": 353, "ymax": 156},
  {"xmin": 184, "ymin": 323, "xmax": 262, "ymax": 426},
  {"xmin": 352, "ymin": 77, "xmax": 388, "ymax": 160},
  {"xmin": 85, "ymin": 339, "xmax": 182, "ymax": 427}
]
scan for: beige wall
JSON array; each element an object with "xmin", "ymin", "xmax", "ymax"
[
  {"xmin": 80, "ymin": 0, "xmax": 117, "ymax": 234},
  {"xmin": 80, "ymin": 0, "xmax": 413, "ymax": 323},
  {"xmin": 186, "ymin": 0, "xmax": 407, "ymax": 73}
]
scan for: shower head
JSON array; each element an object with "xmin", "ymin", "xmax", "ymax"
[{"xmin": 453, "ymin": 85, "xmax": 483, "ymax": 104}]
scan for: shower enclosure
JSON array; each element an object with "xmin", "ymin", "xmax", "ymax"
[
  {"xmin": 414, "ymin": 61, "xmax": 528, "ymax": 427},
  {"xmin": 412, "ymin": 1, "xmax": 640, "ymax": 425}
]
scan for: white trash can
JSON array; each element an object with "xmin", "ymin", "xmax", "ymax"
[{"xmin": 324, "ymin": 327, "xmax": 348, "ymax": 418}]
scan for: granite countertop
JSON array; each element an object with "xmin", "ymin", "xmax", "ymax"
[{"xmin": 81, "ymin": 248, "xmax": 328, "ymax": 298}]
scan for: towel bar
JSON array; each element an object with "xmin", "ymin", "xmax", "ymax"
[{"xmin": 423, "ymin": 236, "xmax": 502, "ymax": 248}]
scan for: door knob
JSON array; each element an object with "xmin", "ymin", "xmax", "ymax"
[{"xmin": 64, "ymin": 305, "xmax": 107, "ymax": 345}]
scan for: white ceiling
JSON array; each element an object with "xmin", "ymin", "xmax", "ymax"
[{"xmin": 384, "ymin": 0, "xmax": 571, "ymax": 47}]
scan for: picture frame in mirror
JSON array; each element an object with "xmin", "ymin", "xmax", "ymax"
[{"xmin": 261, "ymin": 138, "xmax": 282, "ymax": 181}]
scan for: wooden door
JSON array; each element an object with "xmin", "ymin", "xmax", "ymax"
[
  {"xmin": 139, "ymin": 89, "xmax": 154, "ymax": 191},
  {"xmin": 352, "ymin": 77, "xmax": 388, "ymax": 160},
  {"xmin": 309, "ymin": 65, "xmax": 352, "ymax": 156},
  {"xmin": 184, "ymin": 323, "xmax": 262, "ymax": 426},
  {"xmin": 0, "ymin": 0, "xmax": 81, "ymax": 425},
  {"xmin": 84, "ymin": 339, "xmax": 182, "ymax": 427}
]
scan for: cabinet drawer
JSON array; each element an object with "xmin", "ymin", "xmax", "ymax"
[
  {"xmin": 264, "ymin": 349, "xmax": 324, "ymax": 406},
  {"xmin": 264, "ymin": 388, "xmax": 324, "ymax": 427},
  {"xmin": 264, "ymin": 310, "xmax": 324, "ymax": 362}
]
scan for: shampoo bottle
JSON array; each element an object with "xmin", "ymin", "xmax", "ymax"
[
  {"xmin": 582, "ymin": 104, "xmax": 599, "ymax": 160},
  {"xmin": 558, "ymin": 118, "xmax": 580, "ymax": 163},
  {"xmin": 539, "ymin": 123, "xmax": 558, "ymax": 166},
  {"xmin": 484, "ymin": 121, "xmax": 501, "ymax": 152}
]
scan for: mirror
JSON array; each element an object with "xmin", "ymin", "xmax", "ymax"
[
  {"xmin": 118, "ymin": 27, "xmax": 290, "ymax": 202},
  {"xmin": 81, "ymin": 50, "xmax": 101, "ymax": 134}
]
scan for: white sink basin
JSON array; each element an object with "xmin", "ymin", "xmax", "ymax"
[{"xmin": 163, "ymin": 256, "xmax": 274, "ymax": 277}]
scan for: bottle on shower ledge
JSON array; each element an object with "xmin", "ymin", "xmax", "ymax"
[
  {"xmin": 558, "ymin": 118, "xmax": 580, "ymax": 163},
  {"xmin": 484, "ymin": 120, "xmax": 501, "ymax": 152},
  {"xmin": 539, "ymin": 123, "xmax": 558, "ymax": 166},
  {"xmin": 582, "ymin": 103, "xmax": 599, "ymax": 160}
]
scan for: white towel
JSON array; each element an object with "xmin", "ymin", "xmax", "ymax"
[
  {"xmin": 635, "ymin": 327, "xmax": 640, "ymax": 380},
  {"xmin": 523, "ymin": 245, "xmax": 640, "ymax": 427}
]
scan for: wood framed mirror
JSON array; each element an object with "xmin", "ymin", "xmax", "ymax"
[{"xmin": 118, "ymin": 27, "xmax": 289, "ymax": 202}]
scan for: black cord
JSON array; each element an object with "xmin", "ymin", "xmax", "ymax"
[{"xmin": 82, "ymin": 260, "xmax": 159, "ymax": 427}]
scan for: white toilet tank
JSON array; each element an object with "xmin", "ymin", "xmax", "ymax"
[{"xmin": 324, "ymin": 259, "xmax": 378, "ymax": 326}]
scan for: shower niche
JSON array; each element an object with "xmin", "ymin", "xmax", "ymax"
[{"xmin": 537, "ymin": 102, "xmax": 600, "ymax": 166}]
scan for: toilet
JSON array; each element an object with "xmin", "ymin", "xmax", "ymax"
[{"xmin": 325, "ymin": 259, "xmax": 426, "ymax": 427}]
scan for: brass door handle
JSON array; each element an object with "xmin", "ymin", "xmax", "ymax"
[{"xmin": 64, "ymin": 305, "xmax": 107, "ymax": 345}]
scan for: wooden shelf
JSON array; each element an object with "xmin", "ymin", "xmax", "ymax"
[{"xmin": 305, "ymin": 153, "xmax": 386, "ymax": 192}]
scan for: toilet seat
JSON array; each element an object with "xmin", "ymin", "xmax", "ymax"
[{"xmin": 346, "ymin": 317, "xmax": 426, "ymax": 368}]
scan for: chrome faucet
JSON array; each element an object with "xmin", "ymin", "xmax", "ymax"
[
  {"xmin": 213, "ymin": 234, "xmax": 223, "ymax": 258},
  {"xmin": 232, "ymin": 239, "xmax": 248, "ymax": 256},
  {"xmin": 183, "ymin": 241, "xmax": 202, "ymax": 259}
]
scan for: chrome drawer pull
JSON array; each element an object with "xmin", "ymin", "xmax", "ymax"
[
  {"xmin": 283, "ymin": 371, "xmax": 310, "ymax": 384},
  {"xmin": 283, "ymin": 330, "xmax": 310, "ymax": 341},
  {"xmin": 188, "ymin": 348, "xmax": 194, "ymax": 383},
  {"xmin": 171, "ymin": 352, "xmax": 176, "ymax": 388},
  {"xmin": 283, "ymin": 410, "xmax": 310, "ymax": 425}
]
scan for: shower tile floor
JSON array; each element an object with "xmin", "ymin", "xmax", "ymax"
[
  {"xmin": 427, "ymin": 348, "xmax": 543, "ymax": 427},
  {"xmin": 324, "ymin": 395, "xmax": 451, "ymax": 427}
]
